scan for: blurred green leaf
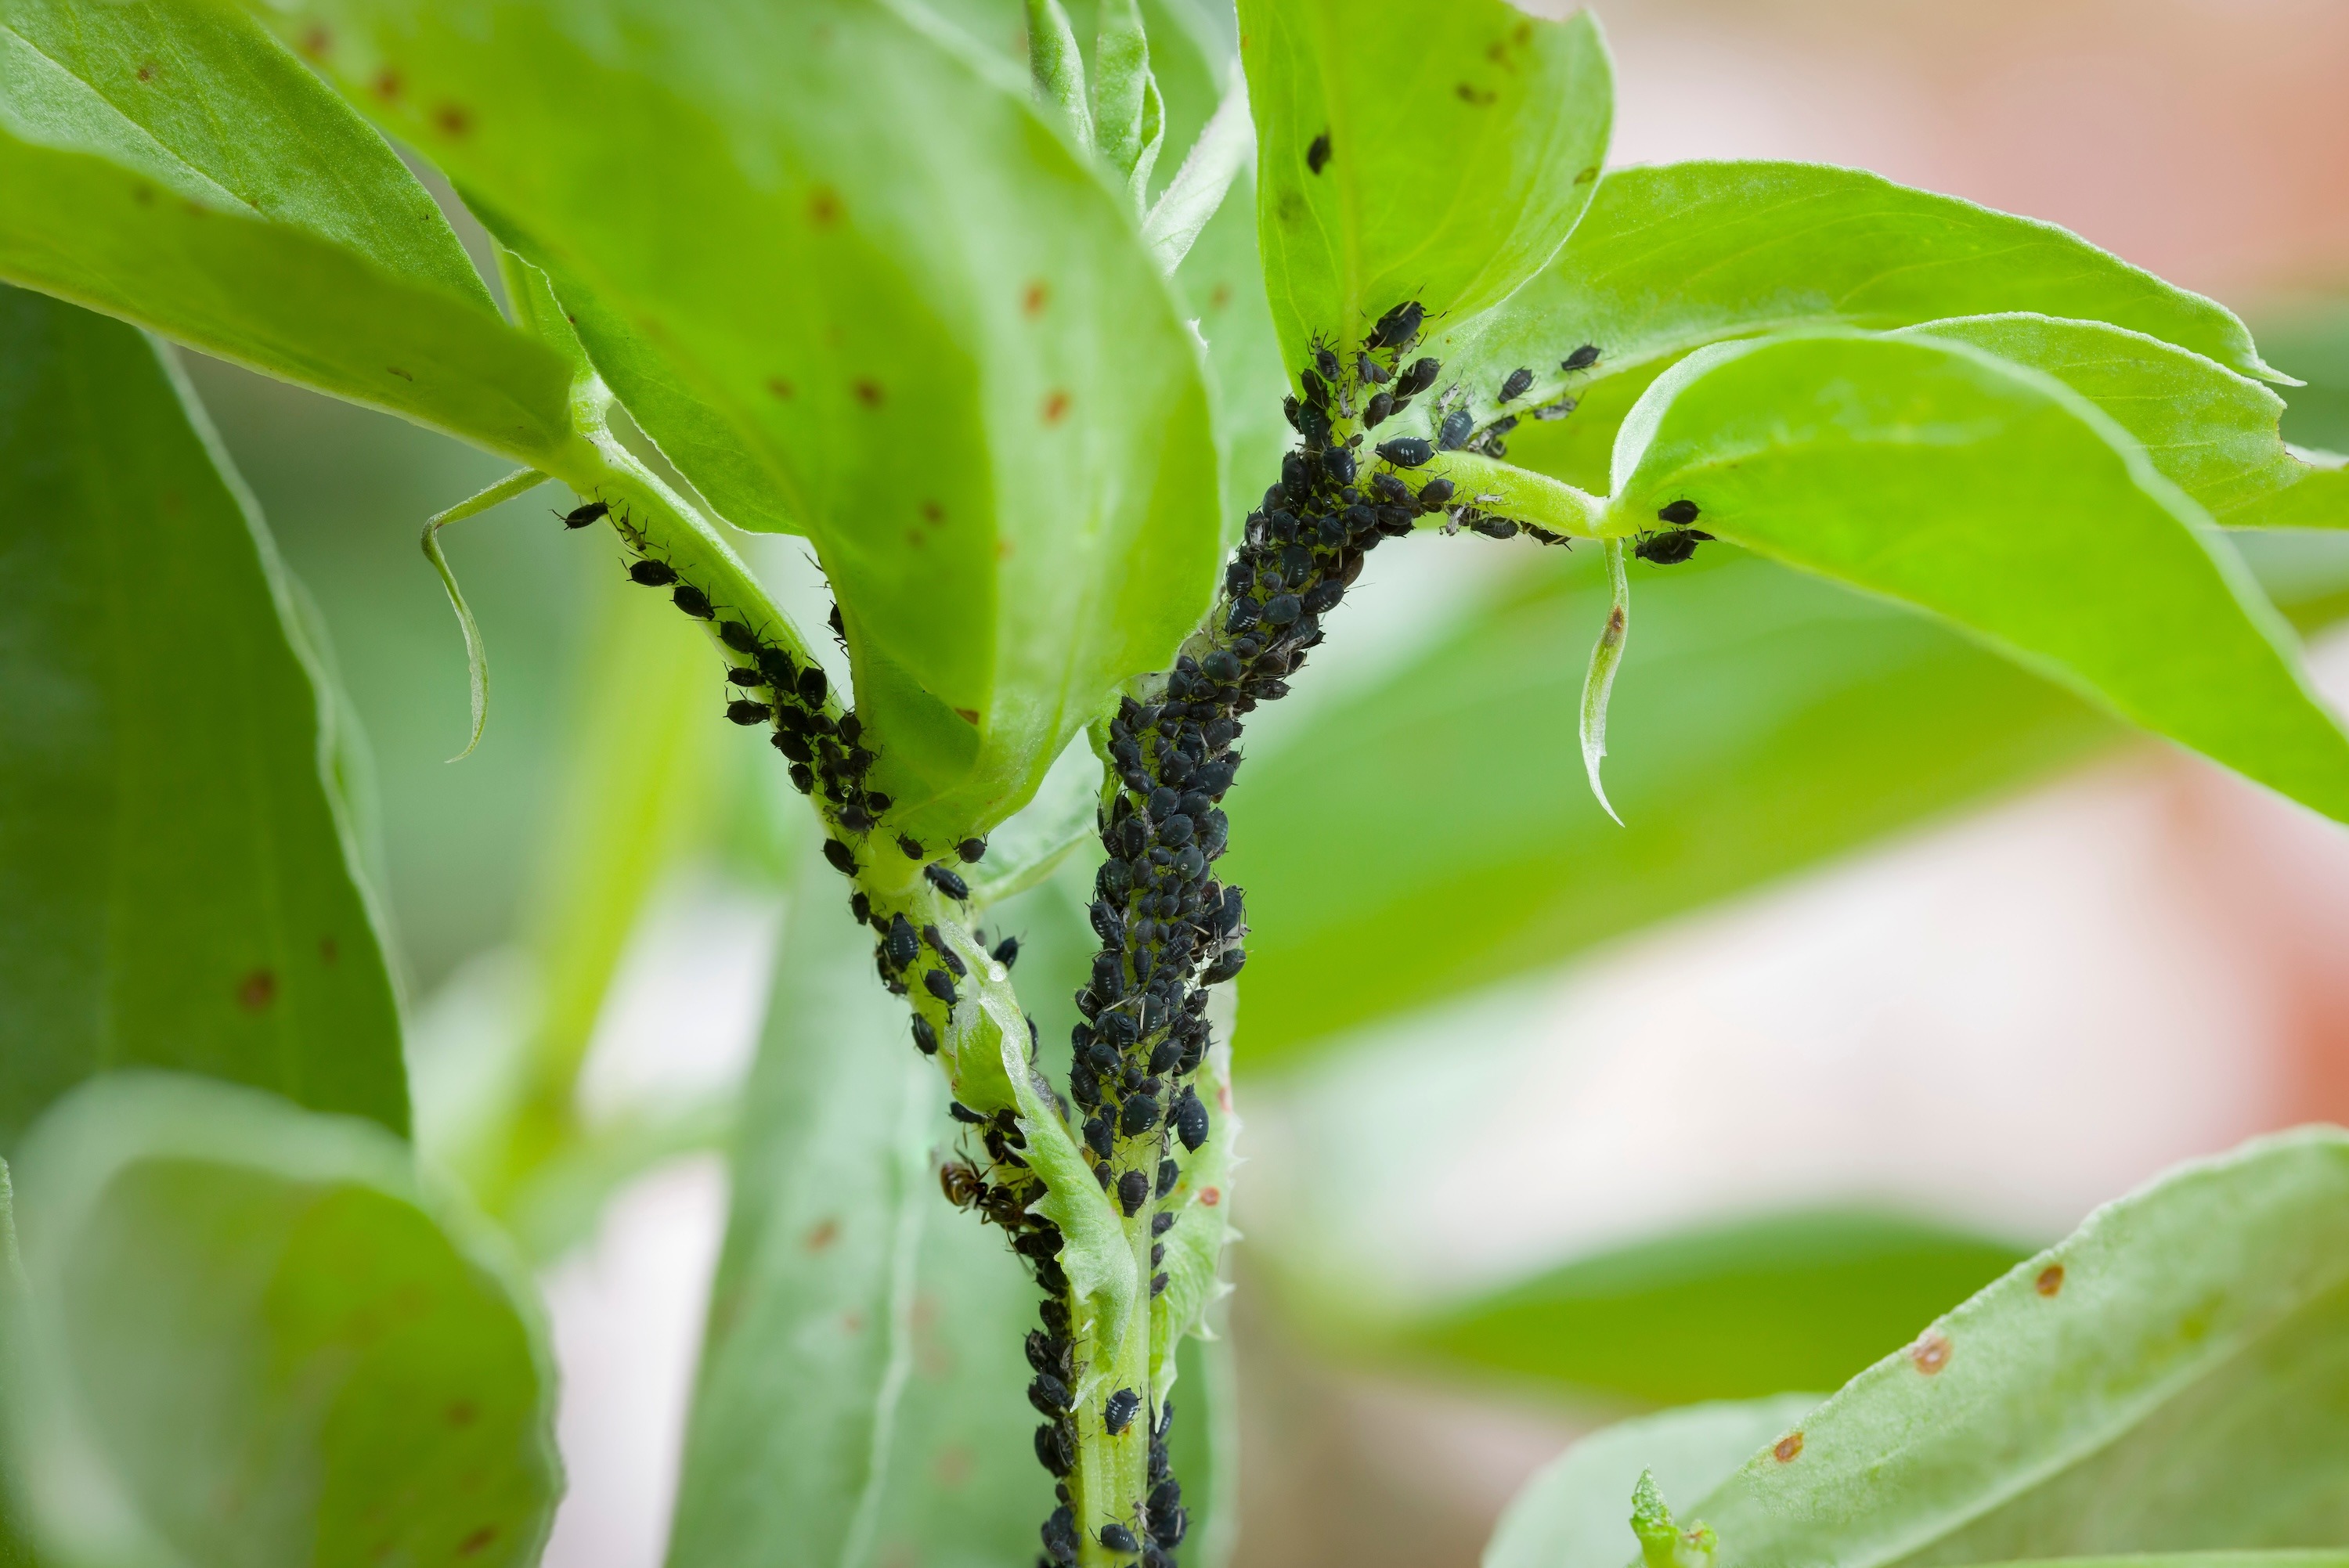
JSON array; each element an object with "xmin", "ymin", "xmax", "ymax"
[
  {"xmin": 1484, "ymin": 1397, "xmax": 1820, "ymax": 1568},
  {"xmin": 669, "ymin": 842, "xmax": 1049, "ymax": 1568},
  {"xmin": 1895, "ymin": 315, "xmax": 2349, "ymax": 529},
  {"xmin": 265, "ymin": 0, "xmax": 1223, "ymax": 843},
  {"xmin": 1238, "ymin": 0, "xmax": 1611, "ymax": 374},
  {"xmin": 1609, "ymin": 331, "xmax": 2349, "ymax": 820},
  {"xmin": 0, "ymin": 287, "xmax": 406, "ymax": 1147},
  {"xmin": 1677, "ymin": 1129, "xmax": 2349, "ymax": 1561},
  {"xmin": 0, "ymin": 1, "xmax": 576, "ymax": 462},
  {"xmin": 1474, "ymin": 160, "xmax": 2285, "ymax": 492},
  {"xmin": 6, "ymin": 1072, "xmax": 558, "ymax": 1568},
  {"xmin": 1405, "ymin": 1210, "xmax": 2026, "ymax": 1406}
]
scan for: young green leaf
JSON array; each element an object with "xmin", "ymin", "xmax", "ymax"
[
  {"xmin": 1676, "ymin": 1128, "xmax": 2349, "ymax": 1559},
  {"xmin": 1610, "ymin": 331, "xmax": 2349, "ymax": 824},
  {"xmin": 1175, "ymin": 162, "xmax": 1288, "ymax": 551},
  {"xmin": 417, "ymin": 466, "xmax": 549, "ymax": 761},
  {"xmin": 6, "ymin": 1072, "xmax": 558, "ymax": 1568},
  {"xmin": 1485, "ymin": 1397, "xmax": 1820, "ymax": 1568},
  {"xmin": 1239, "ymin": 0, "xmax": 1611, "ymax": 375},
  {"xmin": 1894, "ymin": 315, "xmax": 2349, "ymax": 530},
  {"xmin": 1142, "ymin": 81, "xmax": 1252, "ymax": 275},
  {"xmin": 1464, "ymin": 160, "xmax": 2288, "ymax": 492},
  {"xmin": 1092, "ymin": 0, "xmax": 1158, "ymax": 198},
  {"xmin": 262, "ymin": 0, "xmax": 1224, "ymax": 845},
  {"xmin": 1027, "ymin": 0, "xmax": 1095, "ymax": 152},
  {"xmin": 1579, "ymin": 539, "xmax": 1629, "ymax": 822},
  {"xmin": 0, "ymin": 287, "xmax": 406, "ymax": 1148},
  {"xmin": 668, "ymin": 842, "xmax": 1048, "ymax": 1568},
  {"xmin": 0, "ymin": 0, "xmax": 576, "ymax": 463}
]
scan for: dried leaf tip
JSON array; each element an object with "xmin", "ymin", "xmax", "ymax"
[{"xmin": 1630, "ymin": 1470, "xmax": 1717, "ymax": 1568}]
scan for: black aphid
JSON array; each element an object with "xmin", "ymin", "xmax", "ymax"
[
  {"xmin": 559, "ymin": 499, "xmax": 610, "ymax": 529},
  {"xmin": 1369, "ymin": 300, "xmax": 1424, "ymax": 350},
  {"xmin": 923, "ymin": 968, "xmax": 958, "ymax": 1005},
  {"xmin": 949, "ymin": 1100, "xmax": 987, "ymax": 1125},
  {"xmin": 992, "ymin": 935, "xmax": 1021, "ymax": 968},
  {"xmin": 1103, "ymin": 1388, "xmax": 1142, "ymax": 1435},
  {"xmin": 1156, "ymin": 1159, "xmax": 1179, "ymax": 1199},
  {"xmin": 1438, "ymin": 408, "xmax": 1474, "ymax": 450},
  {"xmin": 1562, "ymin": 342, "xmax": 1601, "ymax": 372},
  {"xmin": 725, "ymin": 699, "xmax": 771, "ymax": 726},
  {"xmin": 1100, "ymin": 1523, "xmax": 1139, "ymax": 1554},
  {"xmin": 1634, "ymin": 528, "xmax": 1712, "ymax": 566},
  {"xmin": 1376, "ymin": 437, "xmax": 1432, "ymax": 468},
  {"xmin": 627, "ymin": 559, "xmax": 677, "ymax": 587},
  {"xmin": 1036, "ymin": 1422, "xmax": 1077, "ymax": 1476},
  {"xmin": 911, "ymin": 1015, "xmax": 938, "ymax": 1055},
  {"xmin": 926, "ymin": 863, "xmax": 972, "ymax": 901},
  {"xmin": 720, "ymin": 621, "xmax": 760, "ymax": 654},
  {"xmin": 673, "ymin": 585, "xmax": 716, "ymax": 619},
  {"xmin": 1174, "ymin": 1088, "xmax": 1209, "ymax": 1152},
  {"xmin": 822, "ymin": 839, "xmax": 858, "ymax": 876},
  {"xmin": 1306, "ymin": 132, "xmax": 1332, "ymax": 174},
  {"xmin": 1658, "ymin": 498, "xmax": 1701, "ymax": 525},
  {"xmin": 1117, "ymin": 1169, "xmax": 1149, "ymax": 1217},
  {"xmin": 1499, "ymin": 366, "xmax": 1535, "ymax": 401},
  {"xmin": 958, "ymin": 836, "xmax": 988, "ymax": 863},
  {"xmin": 1396, "ymin": 356, "xmax": 1441, "ymax": 397}
]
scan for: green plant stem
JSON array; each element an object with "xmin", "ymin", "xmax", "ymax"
[{"xmin": 419, "ymin": 464, "xmax": 550, "ymax": 761}]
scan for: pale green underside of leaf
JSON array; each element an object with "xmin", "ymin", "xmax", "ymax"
[
  {"xmin": 7, "ymin": 1072, "xmax": 558, "ymax": 1568},
  {"xmin": 1608, "ymin": 331, "xmax": 2349, "ymax": 824},
  {"xmin": 1452, "ymin": 159, "xmax": 2286, "ymax": 482},
  {"xmin": 1681, "ymin": 1129, "xmax": 2349, "ymax": 1564},
  {"xmin": 1240, "ymin": 0, "xmax": 1612, "ymax": 376},
  {"xmin": 0, "ymin": 287, "xmax": 407, "ymax": 1148},
  {"xmin": 0, "ymin": 2, "xmax": 576, "ymax": 463},
  {"xmin": 263, "ymin": 0, "xmax": 1223, "ymax": 843},
  {"xmin": 1484, "ymin": 1397, "xmax": 1821, "ymax": 1568}
]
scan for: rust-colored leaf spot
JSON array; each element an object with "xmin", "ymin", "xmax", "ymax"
[
  {"xmin": 1199, "ymin": 1186, "xmax": 1221, "ymax": 1206},
  {"xmin": 995, "ymin": 538, "xmax": 1014, "ymax": 561},
  {"xmin": 2037, "ymin": 1263, "xmax": 2066, "ymax": 1296},
  {"xmin": 842, "ymin": 1311, "xmax": 864, "ymax": 1334},
  {"xmin": 853, "ymin": 379, "xmax": 885, "ymax": 408},
  {"xmin": 1773, "ymin": 1432, "xmax": 1803, "ymax": 1463},
  {"xmin": 1041, "ymin": 390, "xmax": 1070, "ymax": 424},
  {"xmin": 299, "ymin": 24, "xmax": 333, "ymax": 58},
  {"xmin": 808, "ymin": 186, "xmax": 843, "ymax": 228},
  {"xmin": 446, "ymin": 1400, "xmax": 478, "ymax": 1427},
  {"xmin": 433, "ymin": 102, "xmax": 474, "ymax": 137},
  {"xmin": 135, "ymin": 61, "xmax": 158, "ymax": 81},
  {"xmin": 1909, "ymin": 1330, "xmax": 1953, "ymax": 1375},
  {"xmin": 933, "ymin": 1444, "xmax": 975, "ymax": 1487},
  {"xmin": 319, "ymin": 935, "xmax": 339, "ymax": 964},
  {"xmin": 904, "ymin": 528, "xmax": 927, "ymax": 550},
  {"xmin": 1023, "ymin": 280, "xmax": 1050, "ymax": 317},
  {"xmin": 457, "ymin": 1527, "xmax": 497, "ymax": 1556},
  {"xmin": 804, "ymin": 1218, "xmax": 839, "ymax": 1253},
  {"xmin": 954, "ymin": 708, "xmax": 980, "ymax": 725},
  {"xmin": 1210, "ymin": 283, "xmax": 1232, "ymax": 311},
  {"xmin": 387, "ymin": 366, "xmax": 414, "ymax": 381},
  {"xmin": 766, "ymin": 377, "xmax": 796, "ymax": 400},
  {"xmin": 1216, "ymin": 1083, "xmax": 1232, "ymax": 1111},
  {"xmin": 920, "ymin": 500, "xmax": 944, "ymax": 524},
  {"xmin": 371, "ymin": 67, "xmax": 402, "ymax": 100},
  {"xmin": 1456, "ymin": 82, "xmax": 1496, "ymax": 106},
  {"xmin": 1605, "ymin": 607, "xmax": 1626, "ymax": 634},
  {"xmin": 236, "ymin": 970, "xmax": 277, "ymax": 1011},
  {"xmin": 132, "ymin": 183, "xmax": 155, "ymax": 206}
]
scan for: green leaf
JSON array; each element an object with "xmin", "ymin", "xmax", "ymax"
[
  {"xmin": 1470, "ymin": 160, "xmax": 2286, "ymax": 492},
  {"xmin": 0, "ymin": 287, "xmax": 406, "ymax": 1148},
  {"xmin": 669, "ymin": 838, "xmax": 1051, "ymax": 1568},
  {"xmin": 1678, "ymin": 1128, "xmax": 2349, "ymax": 1561},
  {"xmin": 1894, "ymin": 315, "xmax": 2349, "ymax": 530},
  {"xmin": 0, "ymin": 0, "xmax": 576, "ymax": 463},
  {"xmin": 1238, "ymin": 0, "xmax": 1612, "ymax": 374},
  {"xmin": 1609, "ymin": 331, "xmax": 2349, "ymax": 822},
  {"xmin": 5, "ymin": 1072, "xmax": 559, "ymax": 1568},
  {"xmin": 1177, "ymin": 160, "xmax": 1289, "ymax": 551},
  {"xmin": 266, "ymin": 0, "xmax": 1224, "ymax": 844},
  {"xmin": 1485, "ymin": 1398, "xmax": 1820, "ymax": 1568},
  {"xmin": 1403, "ymin": 1210, "xmax": 2028, "ymax": 1406}
]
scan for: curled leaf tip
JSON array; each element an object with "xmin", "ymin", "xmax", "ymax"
[
  {"xmin": 418, "ymin": 467, "xmax": 547, "ymax": 762},
  {"xmin": 1580, "ymin": 539, "xmax": 1631, "ymax": 824}
]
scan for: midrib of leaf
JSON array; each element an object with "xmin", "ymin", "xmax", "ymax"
[
  {"xmin": 837, "ymin": 1053, "xmax": 934, "ymax": 1568},
  {"xmin": 1859, "ymin": 1259, "xmax": 2349, "ymax": 1567},
  {"xmin": 0, "ymin": 24, "xmax": 245, "ymax": 213}
]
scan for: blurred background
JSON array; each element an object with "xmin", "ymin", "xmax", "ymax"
[{"xmin": 179, "ymin": 2, "xmax": 2349, "ymax": 1566}]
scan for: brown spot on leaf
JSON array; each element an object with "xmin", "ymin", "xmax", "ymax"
[
  {"xmin": 808, "ymin": 186, "xmax": 843, "ymax": 227},
  {"xmin": 135, "ymin": 61, "xmax": 157, "ymax": 81},
  {"xmin": 1574, "ymin": 164, "xmax": 1599, "ymax": 185},
  {"xmin": 920, "ymin": 500, "xmax": 944, "ymax": 523},
  {"xmin": 933, "ymin": 1444, "xmax": 975, "ymax": 1487},
  {"xmin": 842, "ymin": 1311, "xmax": 864, "ymax": 1333},
  {"xmin": 319, "ymin": 935, "xmax": 338, "ymax": 964},
  {"xmin": 1211, "ymin": 283, "xmax": 1232, "ymax": 311},
  {"xmin": 433, "ymin": 102, "xmax": 473, "ymax": 137},
  {"xmin": 805, "ymin": 1219, "xmax": 839, "ymax": 1253},
  {"xmin": 446, "ymin": 1400, "xmax": 478, "ymax": 1427},
  {"xmin": 767, "ymin": 377, "xmax": 796, "ymax": 400},
  {"xmin": 387, "ymin": 366, "xmax": 414, "ymax": 381},
  {"xmin": 904, "ymin": 528, "xmax": 927, "ymax": 550},
  {"xmin": 457, "ymin": 1527, "xmax": 497, "ymax": 1556},
  {"xmin": 1605, "ymin": 607, "xmax": 1626, "ymax": 635},
  {"xmin": 1456, "ymin": 82, "xmax": 1496, "ymax": 106},
  {"xmin": 1773, "ymin": 1432, "xmax": 1803, "ymax": 1462},
  {"xmin": 299, "ymin": 24, "xmax": 332, "ymax": 58},
  {"xmin": 236, "ymin": 970, "xmax": 277, "ymax": 1011},
  {"xmin": 2037, "ymin": 1264, "xmax": 2066, "ymax": 1296},
  {"xmin": 1023, "ymin": 281, "xmax": 1050, "ymax": 317},
  {"xmin": 1909, "ymin": 1330, "xmax": 1952, "ymax": 1375},
  {"xmin": 954, "ymin": 708, "xmax": 980, "ymax": 725},
  {"xmin": 995, "ymin": 538, "xmax": 1014, "ymax": 561},
  {"xmin": 853, "ymin": 379, "xmax": 885, "ymax": 408},
  {"xmin": 1041, "ymin": 390, "xmax": 1070, "ymax": 424},
  {"xmin": 132, "ymin": 183, "xmax": 154, "ymax": 206},
  {"xmin": 1199, "ymin": 1186, "xmax": 1221, "ymax": 1206},
  {"xmin": 371, "ymin": 67, "xmax": 402, "ymax": 99}
]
